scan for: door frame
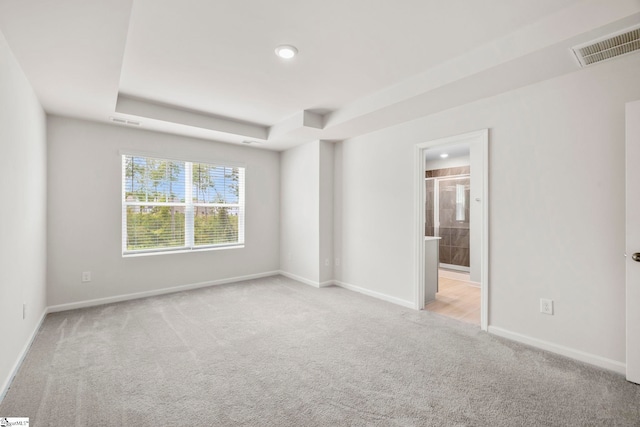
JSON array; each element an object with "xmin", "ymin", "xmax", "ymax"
[
  {"xmin": 414, "ymin": 129, "xmax": 489, "ymax": 330},
  {"xmin": 625, "ymin": 100, "xmax": 640, "ymax": 384}
]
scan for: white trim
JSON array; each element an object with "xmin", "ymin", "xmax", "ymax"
[
  {"xmin": 480, "ymin": 130, "xmax": 489, "ymax": 331},
  {"xmin": 433, "ymin": 178, "xmax": 440, "ymax": 238},
  {"xmin": 47, "ymin": 271, "xmax": 280, "ymax": 313},
  {"xmin": 237, "ymin": 168, "xmax": 246, "ymax": 245},
  {"xmin": 278, "ymin": 270, "xmax": 322, "ymax": 288},
  {"xmin": 1, "ymin": 308, "xmax": 48, "ymax": 402},
  {"xmin": 278, "ymin": 272, "xmax": 414, "ymax": 308},
  {"xmin": 438, "ymin": 268, "xmax": 470, "ymax": 281},
  {"xmin": 318, "ymin": 280, "xmax": 334, "ymax": 288},
  {"xmin": 334, "ymin": 280, "xmax": 415, "ymax": 309},
  {"xmin": 414, "ymin": 129, "xmax": 489, "ymax": 330},
  {"xmin": 415, "ymin": 143, "xmax": 426, "ymax": 310},
  {"xmin": 439, "ymin": 263, "xmax": 470, "ymax": 273},
  {"xmin": 488, "ymin": 326, "xmax": 626, "ymax": 375},
  {"xmin": 425, "ymin": 173, "xmax": 470, "ymax": 180},
  {"xmin": 122, "ymin": 244, "xmax": 244, "ymax": 258}
]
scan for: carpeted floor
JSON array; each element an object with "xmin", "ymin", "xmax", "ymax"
[{"xmin": 1, "ymin": 275, "xmax": 638, "ymax": 426}]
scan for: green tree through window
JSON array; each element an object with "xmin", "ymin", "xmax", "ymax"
[{"xmin": 122, "ymin": 155, "xmax": 244, "ymax": 254}]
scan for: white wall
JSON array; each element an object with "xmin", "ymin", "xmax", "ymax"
[
  {"xmin": 0, "ymin": 32, "xmax": 47, "ymax": 394},
  {"xmin": 334, "ymin": 53, "xmax": 640, "ymax": 366},
  {"xmin": 47, "ymin": 117, "xmax": 280, "ymax": 307},
  {"xmin": 280, "ymin": 140, "xmax": 335, "ymax": 285},
  {"xmin": 319, "ymin": 141, "xmax": 334, "ymax": 284},
  {"xmin": 280, "ymin": 141, "xmax": 320, "ymax": 284},
  {"xmin": 333, "ymin": 143, "xmax": 343, "ymax": 282}
]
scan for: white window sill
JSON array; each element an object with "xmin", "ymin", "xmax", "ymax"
[{"xmin": 122, "ymin": 244, "xmax": 244, "ymax": 258}]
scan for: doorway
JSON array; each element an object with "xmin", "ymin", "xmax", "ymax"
[{"xmin": 414, "ymin": 130, "xmax": 489, "ymax": 331}]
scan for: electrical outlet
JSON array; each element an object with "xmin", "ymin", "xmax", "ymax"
[
  {"xmin": 325, "ymin": 258, "xmax": 330, "ymax": 267},
  {"xmin": 335, "ymin": 257, "xmax": 341, "ymax": 267},
  {"xmin": 81, "ymin": 271, "xmax": 92, "ymax": 283},
  {"xmin": 540, "ymin": 298, "xmax": 553, "ymax": 315}
]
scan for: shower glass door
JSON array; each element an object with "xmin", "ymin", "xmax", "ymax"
[{"xmin": 426, "ymin": 176, "xmax": 470, "ymax": 270}]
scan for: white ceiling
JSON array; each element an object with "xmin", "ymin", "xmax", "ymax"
[
  {"xmin": 0, "ymin": 0, "xmax": 639, "ymax": 150},
  {"xmin": 425, "ymin": 143, "xmax": 469, "ymax": 163}
]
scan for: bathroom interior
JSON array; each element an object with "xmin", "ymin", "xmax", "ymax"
[{"xmin": 423, "ymin": 142, "xmax": 480, "ymax": 326}]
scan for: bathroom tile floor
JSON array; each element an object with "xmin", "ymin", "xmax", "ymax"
[{"xmin": 425, "ymin": 274, "xmax": 480, "ymax": 326}]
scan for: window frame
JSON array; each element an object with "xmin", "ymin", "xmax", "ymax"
[{"xmin": 121, "ymin": 152, "xmax": 245, "ymax": 257}]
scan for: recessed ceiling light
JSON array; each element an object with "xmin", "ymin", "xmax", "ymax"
[
  {"xmin": 440, "ymin": 153, "xmax": 449, "ymax": 158},
  {"xmin": 275, "ymin": 45, "xmax": 298, "ymax": 59}
]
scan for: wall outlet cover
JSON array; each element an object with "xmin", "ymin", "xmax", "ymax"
[{"xmin": 540, "ymin": 298, "xmax": 554, "ymax": 315}]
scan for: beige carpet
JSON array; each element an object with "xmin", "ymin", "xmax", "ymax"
[{"xmin": 1, "ymin": 275, "xmax": 638, "ymax": 426}]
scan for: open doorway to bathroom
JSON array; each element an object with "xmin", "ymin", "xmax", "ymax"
[
  {"xmin": 424, "ymin": 147, "xmax": 479, "ymax": 325},
  {"xmin": 415, "ymin": 130, "xmax": 488, "ymax": 330}
]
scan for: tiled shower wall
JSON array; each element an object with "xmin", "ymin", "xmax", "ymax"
[{"xmin": 426, "ymin": 166, "xmax": 470, "ymax": 268}]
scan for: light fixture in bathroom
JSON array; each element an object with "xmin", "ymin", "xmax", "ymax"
[
  {"xmin": 440, "ymin": 153, "xmax": 449, "ymax": 158},
  {"xmin": 275, "ymin": 45, "xmax": 298, "ymax": 59}
]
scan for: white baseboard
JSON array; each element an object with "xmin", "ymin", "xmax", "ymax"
[
  {"xmin": 334, "ymin": 280, "xmax": 415, "ymax": 309},
  {"xmin": 279, "ymin": 273, "xmax": 415, "ymax": 309},
  {"xmin": 47, "ymin": 271, "xmax": 280, "ymax": 313},
  {"xmin": 278, "ymin": 270, "xmax": 326, "ymax": 288},
  {"xmin": 438, "ymin": 269, "xmax": 479, "ymax": 287},
  {"xmin": 318, "ymin": 280, "xmax": 334, "ymax": 288},
  {"xmin": 488, "ymin": 326, "xmax": 626, "ymax": 375},
  {"xmin": 1, "ymin": 308, "xmax": 48, "ymax": 403}
]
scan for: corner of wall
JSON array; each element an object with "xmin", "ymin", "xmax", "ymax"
[{"xmin": 0, "ymin": 32, "xmax": 48, "ymax": 401}]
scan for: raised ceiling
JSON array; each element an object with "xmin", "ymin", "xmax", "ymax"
[{"xmin": 0, "ymin": 0, "xmax": 639, "ymax": 150}]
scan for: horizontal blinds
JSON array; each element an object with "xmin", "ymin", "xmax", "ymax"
[
  {"xmin": 124, "ymin": 156, "xmax": 186, "ymax": 203},
  {"xmin": 122, "ymin": 155, "xmax": 245, "ymax": 254}
]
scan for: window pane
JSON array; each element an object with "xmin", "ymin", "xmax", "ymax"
[
  {"xmin": 124, "ymin": 156, "xmax": 186, "ymax": 202},
  {"xmin": 194, "ymin": 206, "xmax": 239, "ymax": 246},
  {"xmin": 122, "ymin": 155, "xmax": 244, "ymax": 255},
  {"xmin": 126, "ymin": 205, "xmax": 186, "ymax": 250},
  {"xmin": 192, "ymin": 164, "xmax": 240, "ymax": 204}
]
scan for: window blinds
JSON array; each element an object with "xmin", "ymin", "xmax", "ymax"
[{"xmin": 122, "ymin": 155, "xmax": 245, "ymax": 255}]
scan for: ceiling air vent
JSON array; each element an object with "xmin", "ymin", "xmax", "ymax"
[
  {"xmin": 571, "ymin": 25, "xmax": 640, "ymax": 67},
  {"xmin": 110, "ymin": 117, "xmax": 140, "ymax": 126}
]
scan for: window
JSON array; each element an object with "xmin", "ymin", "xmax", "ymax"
[{"xmin": 122, "ymin": 154, "xmax": 245, "ymax": 255}]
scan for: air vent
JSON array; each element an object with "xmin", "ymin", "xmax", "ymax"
[
  {"xmin": 571, "ymin": 25, "xmax": 640, "ymax": 67},
  {"xmin": 110, "ymin": 117, "xmax": 140, "ymax": 126}
]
